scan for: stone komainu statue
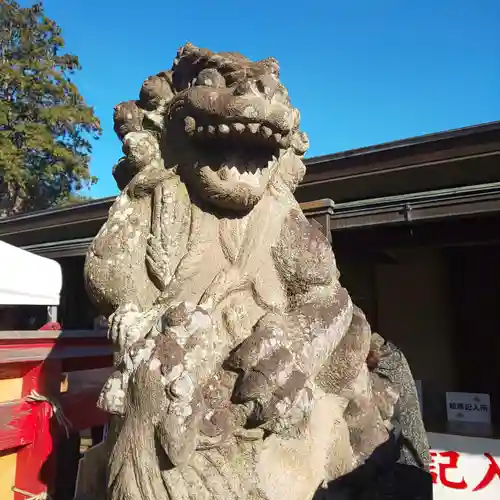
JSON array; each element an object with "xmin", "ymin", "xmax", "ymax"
[{"xmin": 77, "ymin": 43, "xmax": 409, "ymax": 500}]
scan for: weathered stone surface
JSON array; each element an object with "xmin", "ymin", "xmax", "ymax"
[
  {"xmin": 370, "ymin": 333, "xmax": 431, "ymax": 470},
  {"xmin": 77, "ymin": 43, "xmax": 426, "ymax": 500}
]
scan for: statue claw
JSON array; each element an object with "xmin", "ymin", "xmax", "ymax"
[
  {"xmin": 230, "ymin": 322, "xmax": 314, "ymax": 428},
  {"xmin": 109, "ymin": 303, "xmax": 143, "ymax": 351}
]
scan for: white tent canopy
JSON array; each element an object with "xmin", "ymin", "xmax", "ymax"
[{"xmin": 0, "ymin": 241, "xmax": 62, "ymax": 306}]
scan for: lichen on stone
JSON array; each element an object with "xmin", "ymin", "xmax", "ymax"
[{"xmin": 77, "ymin": 42, "xmax": 419, "ymax": 500}]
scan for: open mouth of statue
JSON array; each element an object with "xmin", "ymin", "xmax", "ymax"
[{"xmin": 179, "ymin": 113, "xmax": 287, "ymax": 186}]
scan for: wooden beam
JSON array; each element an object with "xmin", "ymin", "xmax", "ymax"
[
  {"xmin": 300, "ymin": 198, "xmax": 335, "ymax": 243},
  {"xmin": 0, "ymin": 402, "xmax": 33, "ymax": 453},
  {"xmin": 330, "ymin": 182, "xmax": 500, "ymax": 230},
  {"xmin": 60, "ymin": 390, "xmax": 110, "ymax": 431},
  {"xmin": 331, "ymin": 215, "xmax": 500, "ymax": 252}
]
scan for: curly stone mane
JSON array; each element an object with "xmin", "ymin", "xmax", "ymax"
[{"xmin": 111, "ymin": 43, "xmax": 309, "ymax": 197}]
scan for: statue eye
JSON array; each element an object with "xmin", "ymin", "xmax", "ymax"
[{"xmin": 195, "ymin": 69, "xmax": 225, "ymax": 88}]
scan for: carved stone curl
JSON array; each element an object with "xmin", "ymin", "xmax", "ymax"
[{"xmin": 78, "ymin": 43, "xmax": 401, "ymax": 500}]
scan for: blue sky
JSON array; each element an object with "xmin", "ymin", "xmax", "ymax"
[{"xmin": 40, "ymin": 0, "xmax": 500, "ymax": 199}]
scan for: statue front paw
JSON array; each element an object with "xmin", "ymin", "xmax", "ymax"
[
  {"xmin": 109, "ymin": 303, "xmax": 143, "ymax": 351},
  {"xmin": 227, "ymin": 315, "xmax": 313, "ymax": 429},
  {"xmin": 155, "ymin": 360, "xmax": 205, "ymax": 466},
  {"xmin": 151, "ymin": 301, "xmax": 218, "ymax": 465}
]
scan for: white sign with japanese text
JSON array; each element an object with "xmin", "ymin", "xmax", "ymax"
[
  {"xmin": 446, "ymin": 392, "xmax": 491, "ymax": 424},
  {"xmin": 429, "ymin": 432, "xmax": 500, "ymax": 499}
]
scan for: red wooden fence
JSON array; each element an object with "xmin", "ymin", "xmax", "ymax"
[{"xmin": 0, "ymin": 329, "xmax": 113, "ymax": 500}]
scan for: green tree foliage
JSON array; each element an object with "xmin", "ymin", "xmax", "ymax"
[
  {"xmin": 55, "ymin": 192, "xmax": 94, "ymax": 207},
  {"xmin": 0, "ymin": 0, "xmax": 101, "ymax": 216}
]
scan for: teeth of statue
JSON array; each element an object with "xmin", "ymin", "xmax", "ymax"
[
  {"xmin": 232, "ymin": 123, "xmax": 245, "ymax": 133},
  {"xmin": 218, "ymin": 166, "xmax": 230, "ymax": 180},
  {"xmin": 184, "ymin": 116, "xmax": 196, "ymax": 135},
  {"xmin": 229, "ymin": 166, "xmax": 239, "ymax": 178},
  {"xmin": 240, "ymin": 171, "xmax": 259, "ymax": 187},
  {"xmin": 207, "ymin": 125, "xmax": 216, "ymax": 135},
  {"xmin": 197, "ymin": 125, "xmax": 204, "ymax": 133},
  {"xmin": 267, "ymin": 156, "xmax": 277, "ymax": 168},
  {"xmin": 273, "ymin": 132, "xmax": 282, "ymax": 143},
  {"xmin": 248, "ymin": 123, "xmax": 259, "ymax": 134},
  {"xmin": 260, "ymin": 126, "xmax": 272, "ymax": 139},
  {"xmin": 219, "ymin": 124, "xmax": 230, "ymax": 135}
]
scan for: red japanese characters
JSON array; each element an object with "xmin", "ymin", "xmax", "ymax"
[{"xmin": 431, "ymin": 450, "xmax": 500, "ymax": 492}]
